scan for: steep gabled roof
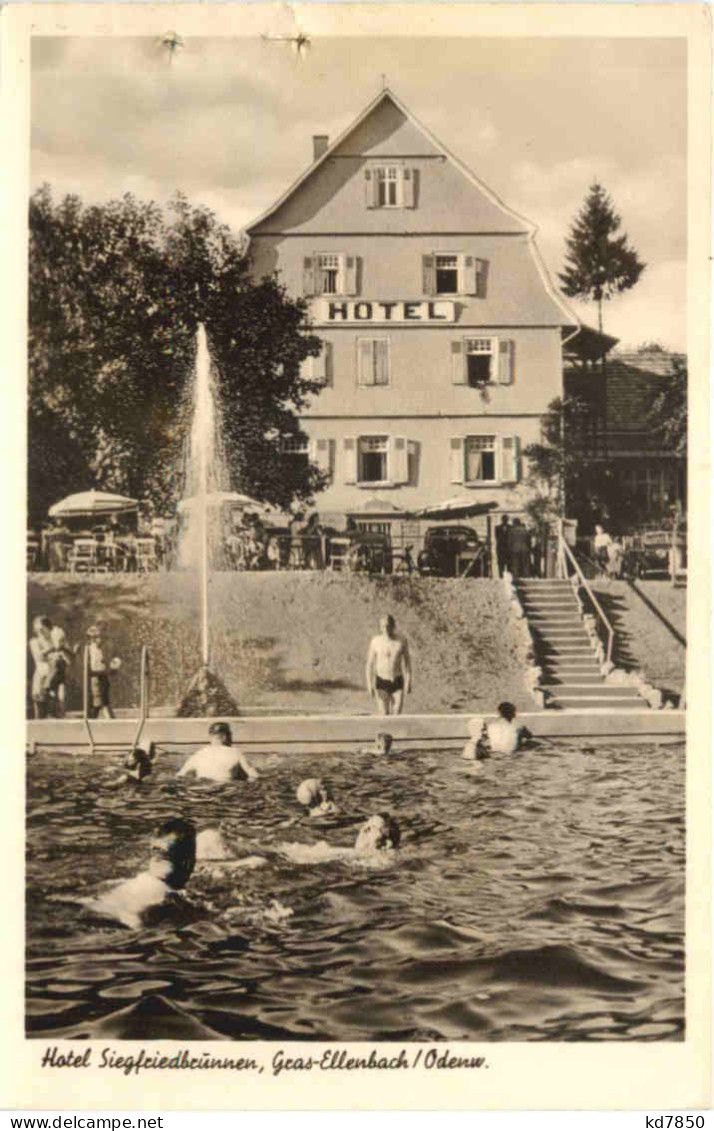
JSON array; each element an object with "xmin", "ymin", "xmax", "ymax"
[
  {"xmin": 246, "ymin": 88, "xmax": 531, "ymax": 236},
  {"xmin": 245, "ymin": 88, "xmax": 578, "ymax": 328}
]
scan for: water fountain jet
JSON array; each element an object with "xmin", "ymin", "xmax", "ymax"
[{"xmin": 177, "ymin": 324, "xmax": 240, "ymax": 717}]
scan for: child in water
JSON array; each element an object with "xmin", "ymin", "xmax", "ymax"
[
  {"xmin": 487, "ymin": 702, "xmax": 533, "ymax": 754},
  {"xmin": 296, "ymin": 778, "xmax": 339, "ymax": 817},
  {"xmin": 461, "ymin": 716, "xmax": 491, "ymax": 761},
  {"xmin": 362, "ymin": 732, "xmax": 394, "ymax": 756},
  {"xmin": 106, "ymin": 744, "xmax": 156, "ymax": 787}
]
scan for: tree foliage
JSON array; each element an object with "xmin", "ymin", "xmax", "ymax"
[
  {"xmin": 29, "ymin": 187, "xmax": 324, "ymax": 524},
  {"xmin": 559, "ymin": 182, "xmax": 645, "ymax": 332},
  {"xmin": 648, "ymin": 356, "xmax": 687, "ymax": 458}
]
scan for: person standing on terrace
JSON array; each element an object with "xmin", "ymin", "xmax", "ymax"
[{"xmin": 366, "ymin": 614, "xmax": 412, "ymax": 716}]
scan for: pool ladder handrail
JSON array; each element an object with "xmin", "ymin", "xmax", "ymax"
[
  {"xmin": 82, "ymin": 644, "xmax": 150, "ymax": 753},
  {"xmin": 557, "ymin": 525, "xmax": 615, "ymax": 666}
]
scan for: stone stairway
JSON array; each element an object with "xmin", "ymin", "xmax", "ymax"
[{"xmin": 517, "ymin": 579, "xmax": 644, "ymax": 711}]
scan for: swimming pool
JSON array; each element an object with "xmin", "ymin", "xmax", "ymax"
[{"xmin": 26, "ymin": 741, "xmax": 685, "ymax": 1041}]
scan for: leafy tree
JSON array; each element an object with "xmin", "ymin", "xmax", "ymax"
[
  {"xmin": 29, "ymin": 187, "xmax": 324, "ymax": 524},
  {"xmin": 559, "ymin": 182, "xmax": 645, "ymax": 333},
  {"xmin": 648, "ymin": 356, "xmax": 687, "ymax": 458}
]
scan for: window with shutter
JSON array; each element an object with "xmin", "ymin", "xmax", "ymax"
[
  {"xmin": 422, "ymin": 255, "xmax": 436, "ymax": 296},
  {"xmin": 345, "ymin": 256, "xmax": 358, "ymax": 296},
  {"xmin": 367, "ymin": 165, "xmax": 411, "ymax": 208},
  {"xmin": 464, "ymin": 338, "xmax": 498, "ymax": 387},
  {"xmin": 357, "ymin": 436, "xmax": 389, "ymax": 484},
  {"xmin": 434, "ymin": 253, "xmax": 460, "ymax": 294},
  {"xmin": 311, "ymin": 342, "xmax": 330, "ymax": 385},
  {"xmin": 357, "ymin": 339, "xmax": 390, "ymax": 387},
  {"xmin": 464, "ymin": 435, "xmax": 497, "ymax": 483}
]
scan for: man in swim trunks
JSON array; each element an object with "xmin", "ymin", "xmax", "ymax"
[
  {"xmin": 176, "ymin": 721, "xmax": 258, "ymax": 783},
  {"xmin": 365, "ymin": 614, "xmax": 412, "ymax": 716}
]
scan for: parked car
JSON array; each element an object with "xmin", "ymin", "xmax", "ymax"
[{"xmin": 420, "ymin": 525, "xmax": 487, "ymax": 578}]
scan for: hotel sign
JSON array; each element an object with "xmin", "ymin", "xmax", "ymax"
[{"xmin": 315, "ymin": 299, "xmax": 456, "ymax": 324}]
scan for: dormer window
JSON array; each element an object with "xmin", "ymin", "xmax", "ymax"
[{"xmin": 365, "ymin": 165, "xmax": 415, "ymax": 209}]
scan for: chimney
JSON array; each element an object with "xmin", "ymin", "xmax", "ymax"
[{"xmin": 312, "ymin": 134, "xmax": 329, "ymax": 162}]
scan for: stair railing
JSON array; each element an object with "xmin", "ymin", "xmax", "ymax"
[{"xmin": 557, "ymin": 525, "xmax": 615, "ymax": 665}]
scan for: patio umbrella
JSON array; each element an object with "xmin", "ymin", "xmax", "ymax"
[
  {"xmin": 176, "ymin": 491, "xmax": 266, "ymax": 513},
  {"xmin": 413, "ymin": 497, "xmax": 498, "ymax": 522},
  {"xmin": 49, "ymin": 490, "xmax": 138, "ymax": 518}
]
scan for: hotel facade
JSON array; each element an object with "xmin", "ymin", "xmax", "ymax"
[{"xmin": 246, "ymin": 90, "xmax": 578, "ymax": 541}]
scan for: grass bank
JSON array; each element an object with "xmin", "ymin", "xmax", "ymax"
[
  {"xmin": 27, "ymin": 572, "xmax": 532, "ymax": 716},
  {"xmin": 590, "ymin": 579, "xmax": 687, "ymax": 698}
]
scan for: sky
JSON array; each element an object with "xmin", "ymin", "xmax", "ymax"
[{"xmin": 31, "ymin": 35, "xmax": 687, "ymax": 350}]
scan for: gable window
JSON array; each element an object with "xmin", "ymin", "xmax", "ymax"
[
  {"xmin": 303, "ymin": 254, "xmax": 358, "ymax": 296},
  {"xmin": 359, "ymin": 436, "xmax": 389, "ymax": 483},
  {"xmin": 465, "ymin": 338, "xmax": 497, "ymax": 386},
  {"xmin": 365, "ymin": 166, "xmax": 415, "ymax": 209},
  {"xmin": 357, "ymin": 338, "xmax": 390, "ymax": 387},
  {"xmin": 423, "ymin": 253, "xmax": 487, "ymax": 297},
  {"xmin": 465, "ymin": 435, "xmax": 497, "ymax": 483},
  {"xmin": 435, "ymin": 254, "xmax": 459, "ymax": 294}
]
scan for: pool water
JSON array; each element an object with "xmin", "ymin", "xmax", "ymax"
[{"xmin": 26, "ymin": 742, "xmax": 685, "ymax": 1042}]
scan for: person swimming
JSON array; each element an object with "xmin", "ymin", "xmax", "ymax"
[
  {"xmin": 361, "ymin": 732, "xmax": 394, "ymax": 756},
  {"xmin": 176, "ymin": 722, "xmax": 258, "ymax": 783},
  {"xmin": 77, "ymin": 817, "xmax": 197, "ymax": 929},
  {"xmin": 487, "ymin": 702, "xmax": 533, "ymax": 755},
  {"xmin": 106, "ymin": 744, "xmax": 156, "ymax": 787},
  {"xmin": 354, "ymin": 813, "xmax": 400, "ymax": 854},
  {"xmin": 296, "ymin": 778, "xmax": 339, "ymax": 817}
]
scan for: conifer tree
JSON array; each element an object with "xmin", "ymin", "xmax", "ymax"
[{"xmin": 559, "ymin": 182, "xmax": 645, "ymax": 333}]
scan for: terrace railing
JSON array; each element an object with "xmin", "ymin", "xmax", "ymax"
[{"xmin": 557, "ymin": 525, "xmax": 615, "ymax": 666}]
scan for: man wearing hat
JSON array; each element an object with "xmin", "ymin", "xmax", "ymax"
[{"xmin": 86, "ymin": 624, "xmax": 121, "ymax": 719}]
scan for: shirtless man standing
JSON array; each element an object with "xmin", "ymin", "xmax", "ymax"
[{"xmin": 365, "ymin": 614, "xmax": 412, "ymax": 716}]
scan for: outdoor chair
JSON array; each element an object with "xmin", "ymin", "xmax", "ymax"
[
  {"xmin": 68, "ymin": 538, "xmax": 97, "ymax": 574},
  {"xmin": 326, "ymin": 537, "xmax": 351, "ymax": 571},
  {"xmin": 135, "ymin": 537, "xmax": 158, "ymax": 572}
]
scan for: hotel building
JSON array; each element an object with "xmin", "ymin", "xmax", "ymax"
[{"xmin": 246, "ymin": 89, "xmax": 578, "ymax": 545}]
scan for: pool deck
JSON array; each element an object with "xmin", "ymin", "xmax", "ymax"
[{"xmin": 27, "ymin": 708, "xmax": 686, "ymax": 752}]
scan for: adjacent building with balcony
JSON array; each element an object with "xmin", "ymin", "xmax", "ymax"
[{"xmin": 246, "ymin": 89, "xmax": 578, "ymax": 542}]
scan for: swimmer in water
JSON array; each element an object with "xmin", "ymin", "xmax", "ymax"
[
  {"xmin": 176, "ymin": 722, "xmax": 258, "ymax": 783},
  {"xmin": 361, "ymin": 732, "xmax": 394, "ymax": 756},
  {"xmin": 461, "ymin": 717, "xmax": 491, "ymax": 761},
  {"xmin": 487, "ymin": 702, "xmax": 533, "ymax": 755},
  {"xmin": 354, "ymin": 813, "xmax": 401, "ymax": 854},
  {"xmin": 77, "ymin": 817, "xmax": 197, "ymax": 929},
  {"xmin": 106, "ymin": 744, "xmax": 156, "ymax": 787},
  {"xmin": 296, "ymin": 778, "xmax": 339, "ymax": 817}
]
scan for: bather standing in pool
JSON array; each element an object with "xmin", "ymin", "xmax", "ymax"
[
  {"xmin": 366, "ymin": 614, "xmax": 412, "ymax": 716},
  {"xmin": 176, "ymin": 721, "xmax": 258, "ymax": 783}
]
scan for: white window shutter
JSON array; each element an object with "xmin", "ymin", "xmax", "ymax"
[
  {"xmin": 476, "ymin": 258, "xmax": 487, "ymax": 298},
  {"xmin": 402, "ymin": 168, "xmax": 416, "ymax": 208},
  {"xmin": 302, "ymin": 256, "xmax": 315, "ymax": 296},
  {"xmin": 497, "ymin": 339, "xmax": 514, "ymax": 385},
  {"xmin": 345, "ymin": 255, "xmax": 358, "ymax": 296},
  {"xmin": 422, "ymin": 255, "xmax": 435, "ymax": 296},
  {"xmin": 374, "ymin": 339, "xmax": 390, "ymax": 386},
  {"xmin": 364, "ymin": 168, "xmax": 378, "ymax": 208},
  {"xmin": 451, "ymin": 340, "xmax": 466, "ymax": 385},
  {"xmin": 314, "ymin": 438, "xmax": 332, "ymax": 475},
  {"xmin": 312, "ymin": 342, "xmax": 327, "ymax": 384},
  {"xmin": 391, "ymin": 436, "xmax": 409, "ymax": 484},
  {"xmin": 500, "ymin": 434, "xmax": 519, "ymax": 483},
  {"xmin": 343, "ymin": 437, "xmax": 358, "ymax": 483},
  {"xmin": 357, "ymin": 338, "xmax": 374, "ymax": 386},
  {"xmin": 463, "ymin": 255, "xmax": 478, "ymax": 295},
  {"xmin": 450, "ymin": 437, "xmax": 464, "ymax": 484}
]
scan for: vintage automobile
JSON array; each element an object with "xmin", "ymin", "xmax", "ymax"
[{"xmin": 419, "ymin": 525, "xmax": 488, "ymax": 578}]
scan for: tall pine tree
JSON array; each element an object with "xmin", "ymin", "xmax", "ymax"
[{"xmin": 559, "ymin": 182, "xmax": 645, "ymax": 333}]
